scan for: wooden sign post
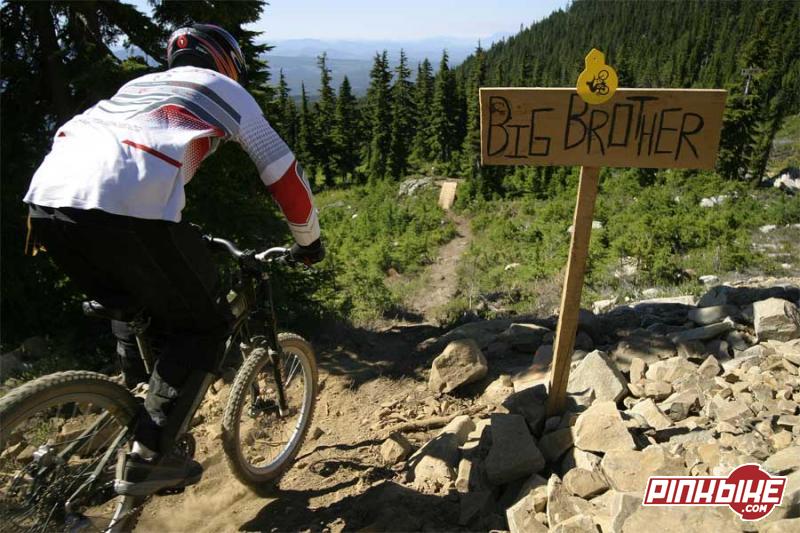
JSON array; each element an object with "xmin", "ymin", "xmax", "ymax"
[{"xmin": 480, "ymin": 51, "xmax": 726, "ymax": 416}]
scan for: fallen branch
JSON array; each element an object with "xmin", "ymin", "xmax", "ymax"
[{"xmin": 381, "ymin": 404, "xmax": 487, "ymax": 437}]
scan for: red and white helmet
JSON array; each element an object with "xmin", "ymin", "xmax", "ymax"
[{"xmin": 167, "ymin": 24, "xmax": 247, "ymax": 83}]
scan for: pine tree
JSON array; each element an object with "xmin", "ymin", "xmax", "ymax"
[
  {"xmin": 296, "ymin": 82, "xmax": 316, "ymax": 179},
  {"xmin": 332, "ymin": 76, "xmax": 360, "ymax": 182},
  {"xmin": 717, "ymin": 82, "xmax": 760, "ymax": 180},
  {"xmin": 272, "ymin": 69, "xmax": 297, "ymax": 145},
  {"xmin": 365, "ymin": 51, "xmax": 392, "ymax": 181},
  {"xmin": 460, "ymin": 44, "xmax": 486, "ymax": 180},
  {"xmin": 429, "ymin": 50, "xmax": 459, "ymax": 164},
  {"xmin": 388, "ymin": 49, "xmax": 415, "ymax": 179},
  {"xmin": 412, "ymin": 58, "xmax": 435, "ymax": 162},
  {"xmin": 313, "ymin": 53, "xmax": 337, "ymax": 186}
]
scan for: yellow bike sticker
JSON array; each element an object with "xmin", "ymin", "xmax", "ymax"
[{"xmin": 576, "ymin": 48, "xmax": 618, "ymax": 105}]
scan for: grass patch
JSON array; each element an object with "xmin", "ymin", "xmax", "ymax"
[
  {"xmin": 311, "ymin": 180, "xmax": 457, "ymax": 324},
  {"xmin": 455, "ymin": 168, "xmax": 800, "ymax": 314}
]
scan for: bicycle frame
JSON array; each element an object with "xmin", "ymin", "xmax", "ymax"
[{"xmin": 134, "ymin": 245, "xmax": 289, "ymax": 453}]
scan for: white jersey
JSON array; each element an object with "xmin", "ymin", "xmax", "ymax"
[{"xmin": 24, "ymin": 66, "xmax": 319, "ymax": 245}]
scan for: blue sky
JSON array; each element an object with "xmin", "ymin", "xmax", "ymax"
[{"xmin": 129, "ymin": 0, "xmax": 570, "ymax": 41}]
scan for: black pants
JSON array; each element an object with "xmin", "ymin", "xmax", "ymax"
[{"xmin": 30, "ymin": 205, "xmax": 233, "ymax": 450}]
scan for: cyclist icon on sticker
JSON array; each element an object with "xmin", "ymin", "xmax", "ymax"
[{"xmin": 576, "ymin": 48, "xmax": 618, "ymax": 105}]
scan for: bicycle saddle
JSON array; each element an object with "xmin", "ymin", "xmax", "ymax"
[{"xmin": 81, "ymin": 300, "xmax": 143, "ymax": 322}]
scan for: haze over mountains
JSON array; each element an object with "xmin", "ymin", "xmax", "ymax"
[{"xmin": 265, "ymin": 34, "xmax": 510, "ymax": 96}]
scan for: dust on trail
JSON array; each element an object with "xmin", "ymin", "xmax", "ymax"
[{"xmin": 407, "ymin": 213, "xmax": 472, "ymax": 323}]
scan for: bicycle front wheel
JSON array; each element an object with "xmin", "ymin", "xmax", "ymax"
[
  {"xmin": 222, "ymin": 333, "xmax": 318, "ymax": 489},
  {"xmin": 0, "ymin": 371, "xmax": 144, "ymax": 532}
]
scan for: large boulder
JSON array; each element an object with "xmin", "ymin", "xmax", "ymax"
[
  {"xmin": 687, "ymin": 305, "xmax": 739, "ymax": 326},
  {"xmin": 601, "ymin": 446, "xmax": 687, "ymax": 493},
  {"xmin": 485, "ymin": 414, "xmax": 545, "ymax": 485},
  {"xmin": 428, "ymin": 339, "xmax": 488, "ymax": 393},
  {"xmin": 668, "ymin": 319, "xmax": 734, "ymax": 344},
  {"xmin": 566, "ymin": 350, "xmax": 629, "ymax": 403},
  {"xmin": 422, "ymin": 317, "xmax": 516, "ymax": 352},
  {"xmin": 573, "ymin": 401, "xmax": 635, "ymax": 453},
  {"xmin": 753, "ymin": 298, "xmax": 800, "ymax": 342},
  {"xmin": 499, "ymin": 323, "xmax": 551, "ymax": 353},
  {"xmin": 698, "ymin": 285, "xmax": 800, "ymax": 308}
]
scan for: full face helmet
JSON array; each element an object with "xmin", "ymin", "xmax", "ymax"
[{"xmin": 166, "ymin": 24, "xmax": 247, "ymax": 83}]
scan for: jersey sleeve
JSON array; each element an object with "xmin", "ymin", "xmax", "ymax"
[{"xmin": 233, "ymin": 97, "xmax": 320, "ymax": 246}]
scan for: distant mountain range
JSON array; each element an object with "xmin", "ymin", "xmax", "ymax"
[
  {"xmin": 264, "ymin": 35, "xmax": 510, "ymax": 97},
  {"xmin": 112, "ymin": 34, "xmax": 511, "ymax": 98}
]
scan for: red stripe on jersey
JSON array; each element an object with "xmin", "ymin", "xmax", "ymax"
[
  {"xmin": 122, "ymin": 140, "xmax": 182, "ymax": 168},
  {"xmin": 268, "ymin": 162, "xmax": 312, "ymax": 224},
  {"xmin": 156, "ymin": 105, "xmax": 225, "ymax": 137}
]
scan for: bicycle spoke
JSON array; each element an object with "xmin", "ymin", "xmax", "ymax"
[{"xmin": 1, "ymin": 383, "xmax": 137, "ymax": 532}]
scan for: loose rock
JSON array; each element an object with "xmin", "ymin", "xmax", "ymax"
[
  {"xmin": 753, "ymin": 298, "xmax": 800, "ymax": 342},
  {"xmin": 630, "ymin": 398, "xmax": 673, "ymax": 430},
  {"xmin": 668, "ymin": 319, "xmax": 734, "ymax": 344},
  {"xmin": 546, "ymin": 475, "xmax": 595, "ymax": 529},
  {"xmin": 485, "ymin": 414, "xmax": 545, "ymax": 485},
  {"xmin": 573, "ymin": 401, "xmax": 635, "ymax": 453},
  {"xmin": 602, "ymin": 446, "xmax": 686, "ymax": 493},
  {"xmin": 381, "ymin": 433, "xmax": 413, "ymax": 465},
  {"xmin": 551, "ymin": 514, "xmax": 596, "ymax": 533},
  {"xmin": 563, "ymin": 467, "xmax": 609, "ymax": 499},
  {"xmin": 567, "ymin": 350, "xmax": 629, "ymax": 402},
  {"xmin": 506, "ymin": 491, "xmax": 548, "ymax": 533},
  {"xmin": 429, "ymin": 339, "xmax": 488, "ymax": 393},
  {"xmin": 539, "ymin": 427, "xmax": 574, "ymax": 463}
]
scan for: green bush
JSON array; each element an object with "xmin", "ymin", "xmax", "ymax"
[{"xmin": 457, "ymin": 167, "xmax": 800, "ymax": 312}]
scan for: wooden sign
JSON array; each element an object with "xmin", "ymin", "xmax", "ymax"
[
  {"xmin": 480, "ymin": 88, "xmax": 726, "ymax": 169},
  {"xmin": 480, "ymin": 57, "xmax": 727, "ymax": 416}
]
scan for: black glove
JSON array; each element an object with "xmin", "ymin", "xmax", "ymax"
[{"xmin": 290, "ymin": 238, "xmax": 325, "ymax": 266}]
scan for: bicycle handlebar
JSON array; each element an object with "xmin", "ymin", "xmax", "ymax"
[{"xmin": 207, "ymin": 237, "xmax": 291, "ymax": 264}]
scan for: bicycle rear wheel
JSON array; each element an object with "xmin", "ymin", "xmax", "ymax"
[
  {"xmin": 222, "ymin": 333, "xmax": 318, "ymax": 489},
  {"xmin": 0, "ymin": 371, "xmax": 145, "ymax": 532}
]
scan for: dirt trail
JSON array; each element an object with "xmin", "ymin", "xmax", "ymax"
[
  {"xmin": 136, "ymin": 218, "xmax": 480, "ymax": 532},
  {"xmin": 407, "ymin": 213, "xmax": 472, "ymax": 323},
  {"xmin": 136, "ymin": 320, "xmax": 484, "ymax": 532}
]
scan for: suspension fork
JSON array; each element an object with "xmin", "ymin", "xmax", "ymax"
[{"xmin": 257, "ymin": 271, "xmax": 288, "ymax": 414}]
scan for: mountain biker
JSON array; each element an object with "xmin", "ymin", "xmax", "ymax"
[{"xmin": 23, "ymin": 24, "xmax": 325, "ymax": 496}]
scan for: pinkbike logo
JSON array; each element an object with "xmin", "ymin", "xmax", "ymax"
[{"xmin": 643, "ymin": 464, "xmax": 786, "ymax": 521}]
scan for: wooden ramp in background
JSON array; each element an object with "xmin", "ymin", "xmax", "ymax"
[{"xmin": 438, "ymin": 181, "xmax": 458, "ymax": 210}]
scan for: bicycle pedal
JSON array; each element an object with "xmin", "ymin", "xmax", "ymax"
[{"xmin": 155, "ymin": 486, "xmax": 186, "ymax": 496}]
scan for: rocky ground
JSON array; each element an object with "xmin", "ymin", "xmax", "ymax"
[
  {"xmin": 133, "ymin": 277, "xmax": 800, "ymax": 532},
  {"xmin": 3, "ymin": 273, "xmax": 800, "ymax": 532}
]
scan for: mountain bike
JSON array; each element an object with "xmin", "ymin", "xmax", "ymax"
[{"xmin": 0, "ymin": 236, "xmax": 319, "ymax": 532}]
